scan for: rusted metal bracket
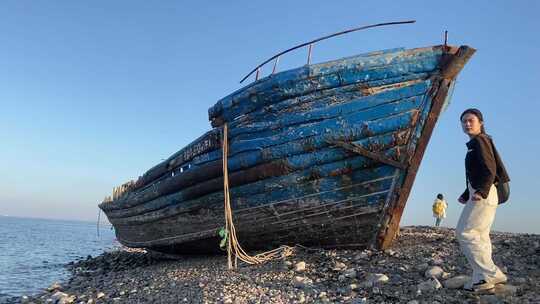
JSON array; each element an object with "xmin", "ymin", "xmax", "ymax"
[{"xmin": 328, "ymin": 140, "xmax": 407, "ymax": 170}]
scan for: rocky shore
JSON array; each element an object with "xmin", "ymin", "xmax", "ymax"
[{"xmin": 9, "ymin": 226, "xmax": 540, "ymax": 303}]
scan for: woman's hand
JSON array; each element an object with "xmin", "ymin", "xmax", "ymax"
[{"xmin": 472, "ymin": 192, "xmax": 483, "ymax": 201}]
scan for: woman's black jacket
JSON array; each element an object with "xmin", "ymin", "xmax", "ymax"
[{"xmin": 460, "ymin": 133, "xmax": 510, "ymax": 200}]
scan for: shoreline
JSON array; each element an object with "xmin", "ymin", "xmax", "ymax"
[{"xmin": 7, "ymin": 226, "xmax": 540, "ymax": 303}]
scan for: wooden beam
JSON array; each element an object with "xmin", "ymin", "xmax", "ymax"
[
  {"xmin": 376, "ymin": 78, "xmax": 450, "ymax": 249},
  {"xmin": 329, "ymin": 140, "xmax": 407, "ymax": 169},
  {"xmin": 376, "ymin": 46, "xmax": 476, "ymax": 250}
]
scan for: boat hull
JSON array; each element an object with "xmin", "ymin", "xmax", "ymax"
[{"xmin": 99, "ymin": 45, "xmax": 475, "ymax": 253}]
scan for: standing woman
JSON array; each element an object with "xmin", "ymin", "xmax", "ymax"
[{"xmin": 456, "ymin": 108, "xmax": 509, "ymax": 292}]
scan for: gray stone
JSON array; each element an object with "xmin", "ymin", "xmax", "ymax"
[
  {"xmin": 366, "ymin": 273, "xmax": 389, "ymax": 285},
  {"xmin": 416, "ymin": 263, "xmax": 429, "ymax": 272},
  {"xmin": 295, "ymin": 261, "xmax": 306, "ymax": 272},
  {"xmin": 442, "ymin": 275, "xmax": 470, "ymax": 289},
  {"xmin": 513, "ymin": 277, "xmax": 527, "ymax": 284},
  {"xmin": 96, "ymin": 292, "xmax": 105, "ymax": 299},
  {"xmin": 359, "ymin": 280, "xmax": 373, "ymax": 288},
  {"xmin": 417, "ymin": 278, "xmax": 442, "ymax": 292},
  {"xmin": 344, "ymin": 268, "xmax": 357, "ymax": 278},
  {"xmin": 283, "ymin": 260, "xmax": 293, "ymax": 270},
  {"xmin": 424, "ymin": 266, "xmax": 444, "ymax": 278},
  {"xmin": 47, "ymin": 282, "xmax": 63, "ymax": 292},
  {"xmin": 51, "ymin": 292, "xmax": 68, "ymax": 301},
  {"xmin": 355, "ymin": 252, "xmax": 369, "ymax": 260},
  {"xmin": 384, "ymin": 249, "xmax": 396, "ymax": 256},
  {"xmin": 351, "ymin": 297, "xmax": 367, "ymax": 304},
  {"xmin": 492, "ymin": 284, "xmax": 518, "ymax": 297},
  {"xmin": 50, "ymin": 292, "xmax": 76, "ymax": 304},
  {"xmin": 293, "ymin": 276, "xmax": 312, "ymax": 289},
  {"xmin": 406, "ymin": 301, "xmax": 419, "ymax": 304},
  {"xmin": 479, "ymin": 295, "xmax": 502, "ymax": 304},
  {"xmin": 333, "ymin": 261, "xmax": 347, "ymax": 270},
  {"xmin": 441, "ymin": 272, "xmax": 451, "ymax": 280}
]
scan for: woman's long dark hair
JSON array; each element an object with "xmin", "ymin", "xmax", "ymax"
[{"xmin": 460, "ymin": 108, "xmax": 486, "ymax": 134}]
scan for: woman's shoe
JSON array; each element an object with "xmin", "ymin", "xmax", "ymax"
[
  {"xmin": 490, "ymin": 274, "xmax": 508, "ymax": 285},
  {"xmin": 464, "ymin": 280, "xmax": 495, "ymax": 292}
]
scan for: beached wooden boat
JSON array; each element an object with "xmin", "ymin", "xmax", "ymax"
[{"xmin": 99, "ymin": 25, "xmax": 475, "ymax": 254}]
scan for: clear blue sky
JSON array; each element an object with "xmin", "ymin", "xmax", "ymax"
[{"xmin": 1, "ymin": 1, "xmax": 538, "ymax": 234}]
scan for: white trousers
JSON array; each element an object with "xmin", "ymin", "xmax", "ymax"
[{"xmin": 456, "ymin": 184, "xmax": 505, "ymax": 283}]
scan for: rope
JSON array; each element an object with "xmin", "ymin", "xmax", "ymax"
[{"xmin": 222, "ymin": 124, "xmax": 294, "ymax": 269}]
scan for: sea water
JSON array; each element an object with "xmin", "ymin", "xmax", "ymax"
[{"xmin": 0, "ymin": 216, "xmax": 117, "ymax": 301}]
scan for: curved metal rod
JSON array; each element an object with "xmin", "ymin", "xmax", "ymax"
[{"xmin": 240, "ymin": 20, "xmax": 416, "ymax": 83}]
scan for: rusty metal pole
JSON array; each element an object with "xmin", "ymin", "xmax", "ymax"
[
  {"xmin": 307, "ymin": 44, "xmax": 313, "ymax": 65},
  {"xmin": 272, "ymin": 56, "xmax": 280, "ymax": 74}
]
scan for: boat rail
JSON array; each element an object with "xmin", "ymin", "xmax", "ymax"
[{"xmin": 239, "ymin": 20, "xmax": 416, "ymax": 83}]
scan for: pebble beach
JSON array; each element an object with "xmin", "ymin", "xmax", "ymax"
[{"xmin": 9, "ymin": 226, "xmax": 540, "ymax": 304}]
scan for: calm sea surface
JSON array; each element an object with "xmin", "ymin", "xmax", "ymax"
[{"xmin": 0, "ymin": 216, "xmax": 117, "ymax": 301}]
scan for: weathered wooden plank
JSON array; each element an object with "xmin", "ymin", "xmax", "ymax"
[
  {"xmin": 102, "ymin": 110, "xmax": 418, "ymax": 213},
  {"xmin": 209, "ymin": 47, "xmax": 442, "ymax": 122},
  {"xmin": 129, "ymin": 129, "xmax": 221, "ymax": 192},
  {"xmin": 227, "ymin": 73, "xmax": 428, "ymax": 129},
  {"xmin": 113, "ymin": 159, "xmax": 291, "ymax": 212},
  {"xmin": 233, "ymin": 177, "xmax": 395, "ymax": 216},
  {"xmin": 107, "ymin": 128, "xmax": 407, "ymax": 217},
  {"xmin": 115, "ymin": 208, "xmax": 380, "ymax": 251},
  {"xmin": 233, "ymin": 197, "xmax": 388, "ymax": 239},
  {"xmin": 102, "ymin": 125, "xmax": 413, "ymax": 213},
  {"xmin": 115, "ymin": 191, "xmax": 387, "ymax": 246},
  {"xmin": 191, "ymin": 110, "xmax": 418, "ymax": 169},
  {"xmin": 107, "ymin": 146, "xmax": 400, "ymax": 220},
  {"xmin": 108, "ymin": 83, "xmax": 428, "ymax": 201},
  {"xmin": 228, "ymin": 81, "xmax": 429, "ymax": 139},
  {"xmin": 109, "ymin": 162, "xmax": 400, "ymax": 225},
  {"xmin": 213, "ymin": 53, "xmax": 441, "ymax": 124},
  {"xmin": 229, "ymin": 96, "xmax": 424, "ymax": 154},
  {"xmin": 237, "ymin": 201, "xmax": 385, "ymax": 235}
]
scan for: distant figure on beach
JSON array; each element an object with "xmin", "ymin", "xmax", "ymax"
[
  {"xmin": 432, "ymin": 193, "xmax": 447, "ymax": 227},
  {"xmin": 456, "ymin": 108, "xmax": 509, "ymax": 292}
]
